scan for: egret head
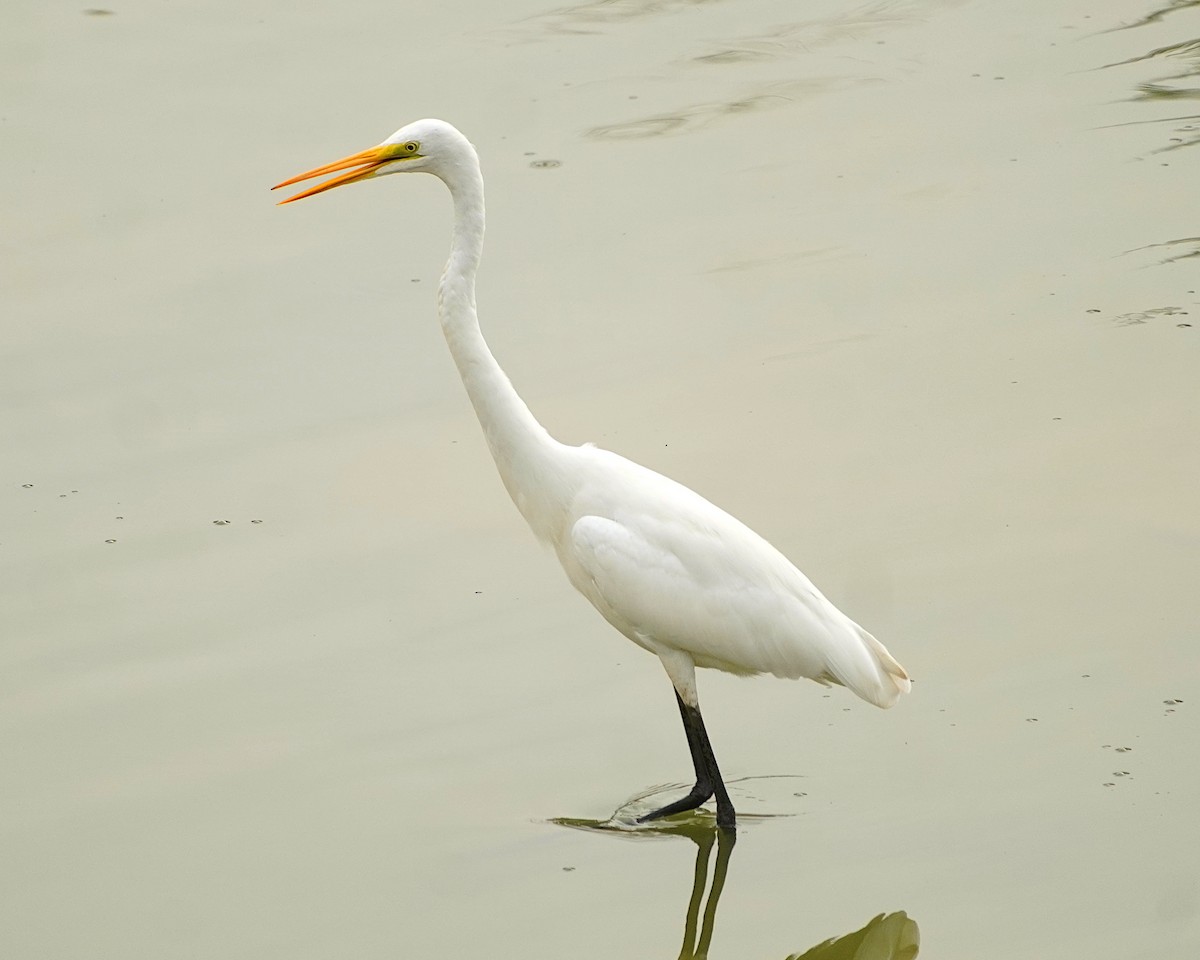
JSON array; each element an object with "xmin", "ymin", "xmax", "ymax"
[{"xmin": 272, "ymin": 118, "xmax": 475, "ymax": 204}]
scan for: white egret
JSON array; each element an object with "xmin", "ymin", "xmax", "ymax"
[{"xmin": 273, "ymin": 119, "xmax": 910, "ymax": 830}]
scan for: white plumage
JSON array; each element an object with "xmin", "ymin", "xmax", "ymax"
[
  {"xmin": 274, "ymin": 118, "xmax": 910, "ymax": 830},
  {"xmin": 558, "ymin": 446, "xmax": 909, "ymax": 709}
]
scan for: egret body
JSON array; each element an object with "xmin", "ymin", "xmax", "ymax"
[{"xmin": 274, "ymin": 119, "xmax": 910, "ymax": 829}]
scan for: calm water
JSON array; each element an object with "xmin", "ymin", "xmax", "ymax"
[{"xmin": 3, "ymin": 0, "xmax": 1198, "ymax": 956}]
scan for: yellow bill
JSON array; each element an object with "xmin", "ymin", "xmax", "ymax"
[{"xmin": 272, "ymin": 143, "xmax": 406, "ymax": 204}]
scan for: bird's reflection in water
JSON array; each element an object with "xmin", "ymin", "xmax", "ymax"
[
  {"xmin": 675, "ymin": 823, "xmax": 732, "ymax": 960},
  {"xmin": 787, "ymin": 910, "xmax": 918, "ymax": 960},
  {"xmin": 553, "ymin": 807, "xmax": 918, "ymax": 960}
]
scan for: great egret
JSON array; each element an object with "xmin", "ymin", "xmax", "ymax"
[{"xmin": 273, "ymin": 119, "xmax": 910, "ymax": 830}]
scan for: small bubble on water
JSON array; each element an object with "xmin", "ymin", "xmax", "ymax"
[
  {"xmin": 22, "ymin": 483, "xmax": 33, "ymax": 488},
  {"xmin": 529, "ymin": 159, "xmax": 561, "ymax": 169},
  {"xmin": 213, "ymin": 519, "xmax": 231, "ymax": 525},
  {"xmin": 250, "ymin": 519, "xmax": 263, "ymax": 524},
  {"xmin": 105, "ymin": 539, "xmax": 117, "ymax": 544}
]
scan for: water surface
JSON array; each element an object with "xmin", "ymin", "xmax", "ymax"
[{"xmin": 3, "ymin": 0, "xmax": 1198, "ymax": 956}]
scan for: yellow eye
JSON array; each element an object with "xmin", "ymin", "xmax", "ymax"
[{"xmin": 405, "ymin": 141, "xmax": 419, "ymax": 153}]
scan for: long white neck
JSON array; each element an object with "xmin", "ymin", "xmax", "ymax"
[{"xmin": 434, "ymin": 155, "xmax": 569, "ymax": 542}]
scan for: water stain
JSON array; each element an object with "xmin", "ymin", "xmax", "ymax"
[
  {"xmin": 1101, "ymin": 5, "xmax": 1200, "ymax": 263},
  {"xmin": 1110, "ymin": 305, "xmax": 1189, "ymax": 324},
  {"xmin": 503, "ymin": 2, "xmax": 943, "ymax": 141},
  {"xmin": 1100, "ymin": 20, "xmax": 1200, "ymax": 154},
  {"xmin": 764, "ymin": 333, "xmax": 878, "ymax": 363},
  {"xmin": 695, "ymin": 48, "xmax": 775, "ymax": 65},
  {"xmin": 709, "ymin": 246, "xmax": 849, "ymax": 275},
  {"xmin": 1102, "ymin": 0, "xmax": 1200, "ymax": 33},
  {"xmin": 497, "ymin": 0, "xmax": 727, "ymax": 41},
  {"xmin": 1125, "ymin": 237, "xmax": 1200, "ymax": 264},
  {"xmin": 1109, "ymin": 38, "xmax": 1200, "ymax": 102},
  {"xmin": 689, "ymin": 2, "xmax": 921, "ymax": 66},
  {"xmin": 586, "ymin": 79, "xmax": 869, "ymax": 140}
]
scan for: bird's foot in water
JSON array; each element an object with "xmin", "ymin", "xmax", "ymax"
[{"xmin": 637, "ymin": 783, "xmax": 736, "ymax": 831}]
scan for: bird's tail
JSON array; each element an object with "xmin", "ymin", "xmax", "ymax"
[
  {"xmin": 823, "ymin": 622, "xmax": 911, "ymax": 709},
  {"xmin": 860, "ymin": 629, "xmax": 911, "ymax": 708}
]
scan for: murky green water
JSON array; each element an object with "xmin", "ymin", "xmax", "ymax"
[{"xmin": 3, "ymin": 0, "xmax": 1198, "ymax": 956}]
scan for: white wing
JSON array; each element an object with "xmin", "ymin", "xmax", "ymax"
[{"xmin": 559, "ymin": 449, "xmax": 909, "ymax": 709}]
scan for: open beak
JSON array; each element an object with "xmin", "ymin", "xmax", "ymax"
[{"xmin": 272, "ymin": 143, "xmax": 405, "ymax": 204}]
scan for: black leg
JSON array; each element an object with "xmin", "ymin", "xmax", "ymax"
[{"xmin": 638, "ymin": 690, "xmax": 737, "ymax": 830}]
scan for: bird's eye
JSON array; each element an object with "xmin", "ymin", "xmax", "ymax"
[{"xmin": 405, "ymin": 141, "xmax": 419, "ymax": 153}]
